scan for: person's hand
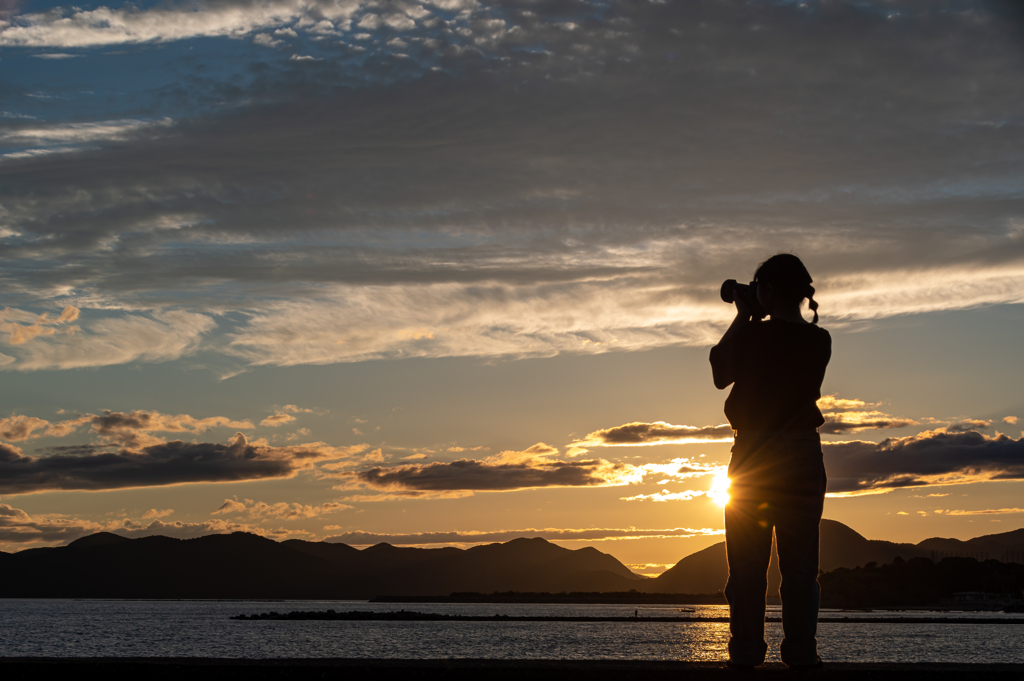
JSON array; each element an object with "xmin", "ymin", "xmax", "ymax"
[{"xmin": 734, "ymin": 295, "xmax": 753, "ymax": 321}]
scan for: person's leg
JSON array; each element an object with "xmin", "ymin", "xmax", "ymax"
[
  {"xmin": 724, "ymin": 496, "xmax": 774, "ymax": 666},
  {"xmin": 774, "ymin": 481, "xmax": 825, "ymax": 667}
]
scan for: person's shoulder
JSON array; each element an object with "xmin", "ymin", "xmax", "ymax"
[{"xmin": 809, "ymin": 324, "xmax": 831, "ymax": 351}]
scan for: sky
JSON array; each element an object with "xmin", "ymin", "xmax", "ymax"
[{"xmin": 1, "ymin": 0, "xmax": 1023, "ymax": 576}]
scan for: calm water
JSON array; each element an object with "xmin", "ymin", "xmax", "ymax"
[{"xmin": 1, "ymin": 600, "xmax": 1022, "ymax": 663}]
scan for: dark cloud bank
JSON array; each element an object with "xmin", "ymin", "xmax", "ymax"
[
  {"xmin": 0, "ymin": 434, "xmax": 335, "ymax": 494},
  {"xmin": 356, "ymin": 458, "xmax": 633, "ymax": 491},
  {"xmin": 825, "ymin": 429, "xmax": 1024, "ymax": 494}
]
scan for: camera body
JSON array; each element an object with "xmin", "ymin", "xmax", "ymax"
[{"xmin": 720, "ymin": 279, "xmax": 767, "ymax": 320}]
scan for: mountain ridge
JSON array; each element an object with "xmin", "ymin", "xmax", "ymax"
[
  {"xmin": 653, "ymin": 519, "xmax": 1024, "ymax": 595},
  {"xmin": 2, "ymin": 519, "xmax": 1022, "ymax": 598}
]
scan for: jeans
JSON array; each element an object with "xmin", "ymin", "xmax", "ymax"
[{"xmin": 724, "ymin": 432, "xmax": 827, "ymax": 667}]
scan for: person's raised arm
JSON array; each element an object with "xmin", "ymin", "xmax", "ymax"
[{"xmin": 710, "ymin": 298, "xmax": 753, "ymax": 390}]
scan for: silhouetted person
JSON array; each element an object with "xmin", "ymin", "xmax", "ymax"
[{"xmin": 710, "ymin": 254, "xmax": 830, "ymax": 669}]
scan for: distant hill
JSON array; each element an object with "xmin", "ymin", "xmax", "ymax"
[
  {"xmin": 915, "ymin": 528, "xmax": 1024, "ymax": 559},
  {"xmin": 652, "ymin": 520, "xmax": 1024, "ymax": 595},
  {"xmin": 3, "ymin": 520, "xmax": 1022, "ymax": 599},
  {"xmin": 0, "ymin": 533, "xmax": 644, "ymax": 599}
]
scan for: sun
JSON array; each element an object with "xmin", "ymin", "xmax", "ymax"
[{"xmin": 708, "ymin": 470, "xmax": 731, "ymax": 507}]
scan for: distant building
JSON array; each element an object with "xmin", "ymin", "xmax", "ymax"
[{"xmin": 946, "ymin": 591, "xmax": 1022, "ymax": 610}]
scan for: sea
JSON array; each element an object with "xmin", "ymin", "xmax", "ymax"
[{"xmin": 1, "ymin": 600, "xmax": 1022, "ymax": 663}]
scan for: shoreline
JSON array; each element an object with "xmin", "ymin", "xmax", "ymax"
[
  {"xmin": 2, "ymin": 658, "xmax": 1023, "ymax": 680},
  {"xmin": 230, "ymin": 610, "xmax": 1024, "ymax": 624}
]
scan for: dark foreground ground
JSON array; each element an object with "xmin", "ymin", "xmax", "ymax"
[{"xmin": 2, "ymin": 658, "xmax": 1022, "ymax": 680}]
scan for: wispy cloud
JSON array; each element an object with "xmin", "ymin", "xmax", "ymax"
[
  {"xmin": 0, "ymin": 309, "xmax": 214, "ymax": 371},
  {"xmin": 944, "ymin": 508, "xmax": 1024, "ymax": 516},
  {"xmin": 0, "ymin": 0, "xmax": 349, "ymax": 47},
  {"xmin": 212, "ymin": 497, "xmax": 351, "ymax": 518},
  {"xmin": 260, "ymin": 413, "xmax": 296, "ymax": 427},
  {"xmin": 0, "ymin": 306, "xmax": 79, "ymax": 345},
  {"xmin": 323, "ymin": 526, "xmax": 724, "ymax": 546}
]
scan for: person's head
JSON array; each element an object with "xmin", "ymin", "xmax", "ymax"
[{"xmin": 753, "ymin": 253, "xmax": 819, "ymax": 324}]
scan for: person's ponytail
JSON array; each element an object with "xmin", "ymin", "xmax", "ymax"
[{"xmin": 806, "ymin": 285, "xmax": 819, "ymax": 325}]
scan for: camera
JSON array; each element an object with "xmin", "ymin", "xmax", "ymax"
[{"xmin": 720, "ymin": 279, "xmax": 767, "ymax": 319}]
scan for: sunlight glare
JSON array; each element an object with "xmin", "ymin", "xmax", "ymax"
[{"xmin": 708, "ymin": 470, "xmax": 731, "ymax": 507}]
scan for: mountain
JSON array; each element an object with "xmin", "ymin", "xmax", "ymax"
[
  {"xmin": 915, "ymin": 528, "xmax": 1024, "ymax": 560},
  {"xmin": 4, "ymin": 520, "xmax": 1022, "ymax": 599},
  {"xmin": 651, "ymin": 519, "xmax": 1024, "ymax": 595},
  {"xmin": 0, "ymin": 533, "xmax": 643, "ymax": 599}
]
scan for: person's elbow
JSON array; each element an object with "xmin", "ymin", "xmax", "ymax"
[{"xmin": 709, "ymin": 347, "xmax": 733, "ymax": 389}]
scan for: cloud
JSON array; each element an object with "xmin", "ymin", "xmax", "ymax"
[
  {"xmin": 574, "ymin": 404, "xmax": 913, "ymax": 450},
  {"xmin": 224, "ymin": 280, "xmax": 728, "ymax": 366},
  {"xmin": 819, "ymin": 411, "xmax": 919, "ymax": 434},
  {"xmin": 0, "ymin": 0, "xmax": 360, "ymax": 48},
  {"xmin": 213, "ymin": 498, "xmax": 248, "ymax": 514},
  {"xmin": 1004, "ymin": 416, "xmax": 1019, "ymax": 425},
  {"xmin": 1, "ymin": 1, "xmax": 1023, "ymax": 372},
  {"xmin": 815, "ymin": 395, "xmax": 919, "ymax": 434},
  {"xmin": 336, "ymin": 490, "xmax": 473, "ymax": 501},
  {"xmin": 0, "ymin": 120, "xmax": 170, "ymax": 148},
  {"xmin": 343, "ymin": 443, "xmax": 643, "ymax": 493},
  {"xmin": 0, "ymin": 502, "xmax": 103, "ymax": 546},
  {"xmin": 0, "ymin": 432, "xmax": 356, "ymax": 494},
  {"xmin": 945, "ymin": 508, "xmax": 1024, "ymax": 516},
  {"xmin": 253, "ymin": 32, "xmax": 283, "ymax": 48},
  {"xmin": 0, "ymin": 413, "xmax": 92, "ymax": 441},
  {"xmin": 824, "ymin": 429, "xmax": 1024, "ymax": 495},
  {"xmin": 90, "ymin": 410, "xmax": 253, "ymax": 436},
  {"xmin": 0, "ymin": 501, "xmax": 310, "ymax": 551},
  {"xmin": 0, "ymin": 407, "xmax": 257, "ymax": 449},
  {"xmin": 575, "ymin": 421, "xmax": 734, "ymax": 447},
  {"xmin": 89, "ymin": 409, "xmax": 255, "ymax": 448},
  {"xmin": 323, "ymin": 526, "xmax": 724, "ymax": 546},
  {"xmin": 114, "ymin": 517, "xmax": 312, "ymax": 541},
  {"xmin": 0, "ymin": 306, "xmax": 80, "ymax": 345},
  {"xmin": 212, "ymin": 497, "xmax": 351, "ymax": 518},
  {"xmin": 638, "ymin": 458, "xmax": 723, "ymax": 480},
  {"xmin": 0, "ymin": 310, "xmax": 215, "ymax": 371},
  {"xmin": 619, "ymin": 489, "xmax": 707, "ymax": 502},
  {"xmin": 260, "ymin": 413, "xmax": 296, "ymax": 427},
  {"xmin": 944, "ymin": 419, "xmax": 993, "ymax": 432},
  {"xmin": 817, "ymin": 396, "xmax": 872, "ymax": 411}
]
